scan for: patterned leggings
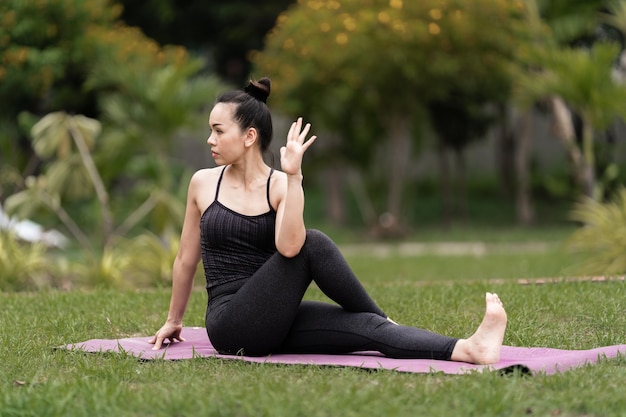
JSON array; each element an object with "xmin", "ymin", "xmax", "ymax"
[{"xmin": 205, "ymin": 229, "xmax": 458, "ymax": 359}]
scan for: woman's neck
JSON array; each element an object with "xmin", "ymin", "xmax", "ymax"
[{"xmin": 226, "ymin": 155, "xmax": 269, "ymax": 191}]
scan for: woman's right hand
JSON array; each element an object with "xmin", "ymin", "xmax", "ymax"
[
  {"xmin": 280, "ymin": 117, "xmax": 317, "ymax": 176},
  {"xmin": 149, "ymin": 321, "xmax": 186, "ymax": 350}
]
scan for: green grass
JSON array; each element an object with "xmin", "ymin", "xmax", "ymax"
[
  {"xmin": 345, "ymin": 247, "xmax": 581, "ymax": 283},
  {"xmin": 2, "ymin": 243, "xmax": 626, "ymax": 417}
]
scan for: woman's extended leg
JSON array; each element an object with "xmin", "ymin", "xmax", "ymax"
[
  {"xmin": 277, "ymin": 301, "xmax": 458, "ymax": 359},
  {"xmin": 277, "ymin": 292, "xmax": 507, "ymax": 363}
]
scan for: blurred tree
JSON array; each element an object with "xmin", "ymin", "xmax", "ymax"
[
  {"xmin": 519, "ymin": 42, "xmax": 626, "ymax": 199},
  {"xmin": 535, "ymin": 0, "xmax": 607, "ymax": 45},
  {"xmin": 0, "ymin": 0, "xmax": 115, "ymax": 182},
  {"xmin": 89, "ymin": 59, "xmax": 224, "ymax": 238},
  {"xmin": 2, "ymin": 0, "xmax": 227, "ymax": 288},
  {"xmin": 253, "ymin": 0, "xmax": 530, "ymax": 233},
  {"xmin": 600, "ymin": 0, "xmax": 626, "ymax": 47},
  {"xmin": 116, "ymin": 0, "xmax": 294, "ymax": 84},
  {"xmin": 3, "ymin": 106, "xmax": 214, "ymax": 289},
  {"xmin": 0, "ymin": 0, "xmax": 190, "ymax": 199},
  {"xmin": 428, "ymin": 94, "xmax": 495, "ymax": 225},
  {"xmin": 6, "ymin": 113, "xmax": 108, "ymax": 251},
  {"xmin": 517, "ymin": 0, "xmax": 626, "ymax": 201},
  {"xmin": 6, "ymin": 55, "xmax": 224, "ymax": 243}
]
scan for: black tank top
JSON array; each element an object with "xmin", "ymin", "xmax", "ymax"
[{"xmin": 200, "ymin": 166, "xmax": 277, "ymax": 289}]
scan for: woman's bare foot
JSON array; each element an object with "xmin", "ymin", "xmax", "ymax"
[{"xmin": 450, "ymin": 292, "xmax": 507, "ymax": 365}]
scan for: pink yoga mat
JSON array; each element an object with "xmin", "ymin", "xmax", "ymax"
[{"xmin": 64, "ymin": 327, "xmax": 626, "ymax": 375}]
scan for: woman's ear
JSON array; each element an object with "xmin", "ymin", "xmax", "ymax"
[{"xmin": 244, "ymin": 127, "xmax": 258, "ymax": 148}]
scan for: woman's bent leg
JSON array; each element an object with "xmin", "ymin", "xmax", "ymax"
[
  {"xmin": 206, "ymin": 230, "xmax": 389, "ymax": 356},
  {"xmin": 300, "ymin": 229, "xmax": 386, "ymax": 316},
  {"xmin": 205, "ymin": 253, "xmax": 311, "ymax": 356}
]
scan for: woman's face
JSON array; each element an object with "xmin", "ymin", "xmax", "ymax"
[{"xmin": 207, "ymin": 103, "xmax": 247, "ymax": 165}]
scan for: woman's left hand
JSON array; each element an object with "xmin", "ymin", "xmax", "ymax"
[{"xmin": 280, "ymin": 117, "xmax": 317, "ymax": 176}]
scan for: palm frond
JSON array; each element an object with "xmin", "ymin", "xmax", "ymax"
[{"xmin": 567, "ymin": 188, "xmax": 626, "ymax": 274}]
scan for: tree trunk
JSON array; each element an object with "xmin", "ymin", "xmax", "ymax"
[
  {"xmin": 453, "ymin": 147, "xmax": 467, "ymax": 221},
  {"xmin": 580, "ymin": 116, "xmax": 596, "ymax": 198},
  {"xmin": 548, "ymin": 96, "xmax": 586, "ymax": 193},
  {"xmin": 384, "ymin": 117, "xmax": 411, "ymax": 235},
  {"xmin": 438, "ymin": 145, "xmax": 452, "ymax": 228},
  {"xmin": 516, "ymin": 109, "xmax": 535, "ymax": 225},
  {"xmin": 324, "ymin": 164, "xmax": 345, "ymax": 226},
  {"xmin": 496, "ymin": 103, "xmax": 516, "ymax": 197}
]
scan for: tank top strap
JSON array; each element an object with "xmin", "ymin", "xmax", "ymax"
[
  {"xmin": 214, "ymin": 165, "xmax": 228, "ymax": 201},
  {"xmin": 266, "ymin": 168, "xmax": 274, "ymax": 211}
]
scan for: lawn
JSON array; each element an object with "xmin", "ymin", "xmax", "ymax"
[{"xmin": 2, "ymin": 226, "xmax": 625, "ymax": 417}]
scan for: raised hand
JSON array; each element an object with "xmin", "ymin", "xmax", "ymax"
[{"xmin": 280, "ymin": 117, "xmax": 317, "ymax": 176}]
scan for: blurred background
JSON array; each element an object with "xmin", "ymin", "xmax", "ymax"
[{"xmin": 1, "ymin": 0, "xmax": 626, "ymax": 290}]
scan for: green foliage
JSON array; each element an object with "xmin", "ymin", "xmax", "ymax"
[
  {"xmin": 116, "ymin": 0, "xmax": 294, "ymax": 84},
  {"xmin": 92, "ymin": 60, "xmax": 224, "ymax": 183},
  {"xmin": 5, "ymin": 176, "xmax": 54, "ymax": 221},
  {"xmin": 0, "ymin": 0, "xmax": 192, "ymax": 176},
  {"xmin": 3, "ymin": 11, "xmax": 225, "ymax": 289},
  {"xmin": 0, "ymin": 229, "xmax": 192, "ymax": 291},
  {"xmin": 0, "ymin": 231, "xmax": 58, "ymax": 291},
  {"xmin": 566, "ymin": 187, "xmax": 626, "ymax": 275},
  {"xmin": 253, "ymin": 0, "xmax": 533, "ymax": 229},
  {"xmin": 5, "ymin": 113, "xmax": 108, "ymax": 251},
  {"xmin": 0, "ymin": 0, "xmax": 190, "ymax": 116},
  {"xmin": 79, "ymin": 232, "xmax": 202, "ymax": 289},
  {"xmin": 254, "ymin": 0, "xmax": 528, "ymax": 126},
  {"xmin": 515, "ymin": 1, "xmax": 626, "ymax": 200},
  {"xmin": 600, "ymin": 0, "xmax": 626, "ymax": 38},
  {"xmin": 3, "ymin": 110, "xmax": 196, "ymax": 289},
  {"xmin": 523, "ymin": 42, "xmax": 626, "ymax": 130},
  {"xmin": 6, "ymin": 55, "xmax": 224, "ymax": 243},
  {"xmin": 535, "ymin": 0, "xmax": 606, "ymax": 44},
  {"xmin": 0, "ymin": 0, "xmax": 112, "ymax": 172},
  {"xmin": 0, "ymin": 0, "xmax": 119, "ymax": 108},
  {"xmin": 0, "ymin": 164, "xmax": 24, "ymax": 202},
  {"xmin": 90, "ymin": 60, "xmax": 224, "ymax": 237},
  {"xmin": 534, "ymin": 43, "xmax": 625, "ymax": 198},
  {"xmin": 31, "ymin": 113, "xmax": 100, "ymax": 159},
  {"xmin": 29, "ymin": 112, "xmax": 102, "ymax": 200}
]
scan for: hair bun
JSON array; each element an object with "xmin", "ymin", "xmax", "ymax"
[{"xmin": 244, "ymin": 77, "xmax": 271, "ymax": 103}]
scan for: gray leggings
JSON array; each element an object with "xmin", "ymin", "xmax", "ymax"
[{"xmin": 205, "ymin": 229, "xmax": 458, "ymax": 359}]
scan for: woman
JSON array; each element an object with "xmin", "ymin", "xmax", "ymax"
[{"xmin": 150, "ymin": 78, "xmax": 507, "ymax": 364}]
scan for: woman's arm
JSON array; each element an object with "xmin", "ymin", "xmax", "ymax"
[
  {"xmin": 275, "ymin": 118, "xmax": 317, "ymax": 258},
  {"xmin": 150, "ymin": 172, "xmax": 203, "ymax": 349}
]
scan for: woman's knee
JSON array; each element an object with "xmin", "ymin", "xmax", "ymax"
[
  {"xmin": 305, "ymin": 229, "xmax": 332, "ymax": 248},
  {"xmin": 302, "ymin": 229, "xmax": 341, "ymax": 261}
]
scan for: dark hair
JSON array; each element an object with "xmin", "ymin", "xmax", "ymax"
[{"xmin": 216, "ymin": 77, "xmax": 273, "ymax": 152}]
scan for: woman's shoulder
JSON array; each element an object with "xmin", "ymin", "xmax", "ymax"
[
  {"xmin": 188, "ymin": 167, "xmax": 224, "ymax": 193},
  {"xmin": 269, "ymin": 168, "xmax": 288, "ymax": 186},
  {"xmin": 190, "ymin": 167, "xmax": 223, "ymax": 182},
  {"xmin": 188, "ymin": 167, "xmax": 225, "ymax": 209}
]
